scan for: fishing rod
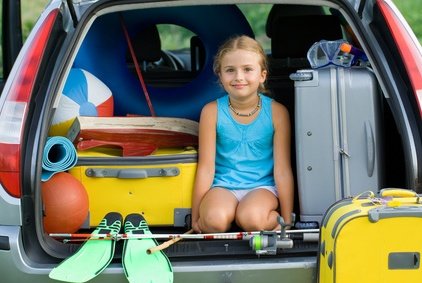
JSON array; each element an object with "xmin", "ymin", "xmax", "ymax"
[
  {"xmin": 50, "ymin": 229, "xmax": 319, "ymax": 255},
  {"xmin": 50, "ymin": 215, "xmax": 320, "ymax": 255},
  {"xmin": 49, "ymin": 228, "xmax": 319, "ymax": 241},
  {"xmin": 50, "ymin": 214, "xmax": 317, "ymax": 241}
]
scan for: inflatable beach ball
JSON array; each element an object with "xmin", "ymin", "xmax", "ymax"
[{"xmin": 49, "ymin": 68, "xmax": 114, "ymax": 136}]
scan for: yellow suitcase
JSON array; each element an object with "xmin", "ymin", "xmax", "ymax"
[
  {"xmin": 318, "ymin": 189, "xmax": 422, "ymax": 283},
  {"xmin": 68, "ymin": 147, "xmax": 197, "ymax": 227}
]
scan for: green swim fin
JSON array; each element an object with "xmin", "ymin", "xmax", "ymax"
[
  {"xmin": 122, "ymin": 213, "xmax": 173, "ymax": 283},
  {"xmin": 49, "ymin": 212, "xmax": 122, "ymax": 282}
]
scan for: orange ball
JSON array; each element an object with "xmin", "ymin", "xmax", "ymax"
[{"xmin": 42, "ymin": 172, "xmax": 89, "ymax": 233}]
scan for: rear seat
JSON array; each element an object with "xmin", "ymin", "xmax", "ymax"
[
  {"xmin": 264, "ymin": 5, "xmax": 345, "ymax": 220},
  {"xmin": 73, "ymin": 5, "xmax": 254, "ymax": 120},
  {"xmin": 266, "ymin": 13, "xmax": 343, "ymax": 114},
  {"xmin": 269, "ymin": 16, "xmax": 343, "ymax": 70},
  {"xmin": 128, "ymin": 24, "xmax": 181, "ymax": 73},
  {"xmin": 265, "ymin": 4, "xmax": 345, "ymax": 132},
  {"xmin": 126, "ymin": 24, "xmax": 195, "ymax": 88}
]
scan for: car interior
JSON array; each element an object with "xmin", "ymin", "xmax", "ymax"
[{"xmin": 42, "ymin": 3, "xmax": 406, "ymax": 260}]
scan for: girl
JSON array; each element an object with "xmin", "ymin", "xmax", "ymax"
[{"xmin": 191, "ymin": 35, "xmax": 294, "ymax": 233}]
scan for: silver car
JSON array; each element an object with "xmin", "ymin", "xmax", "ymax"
[{"xmin": 0, "ymin": 0, "xmax": 421, "ymax": 282}]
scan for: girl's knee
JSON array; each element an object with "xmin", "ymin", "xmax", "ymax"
[
  {"xmin": 199, "ymin": 211, "xmax": 233, "ymax": 233},
  {"xmin": 236, "ymin": 210, "xmax": 279, "ymax": 231},
  {"xmin": 236, "ymin": 214, "xmax": 263, "ymax": 231}
]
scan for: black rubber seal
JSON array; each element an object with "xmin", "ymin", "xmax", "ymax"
[{"xmin": 0, "ymin": 236, "xmax": 10, "ymax": 250}]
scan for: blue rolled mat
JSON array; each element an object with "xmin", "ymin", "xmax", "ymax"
[{"xmin": 41, "ymin": 137, "xmax": 78, "ymax": 182}]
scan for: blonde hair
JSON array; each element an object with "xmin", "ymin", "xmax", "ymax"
[{"xmin": 213, "ymin": 35, "xmax": 269, "ymax": 93}]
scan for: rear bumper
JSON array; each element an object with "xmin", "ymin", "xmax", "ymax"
[
  {"xmin": 0, "ymin": 225, "xmax": 316, "ymax": 283},
  {"xmin": 173, "ymin": 257, "xmax": 316, "ymax": 283}
]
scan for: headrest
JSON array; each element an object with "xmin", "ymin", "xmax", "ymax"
[
  {"xmin": 132, "ymin": 25, "xmax": 162, "ymax": 62},
  {"xmin": 271, "ymin": 15, "xmax": 343, "ymax": 59},
  {"xmin": 266, "ymin": 4, "xmax": 325, "ymax": 38}
]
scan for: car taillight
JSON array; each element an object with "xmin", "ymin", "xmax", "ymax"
[
  {"xmin": 0, "ymin": 9, "xmax": 59, "ymax": 198},
  {"xmin": 378, "ymin": 0, "xmax": 422, "ymax": 118}
]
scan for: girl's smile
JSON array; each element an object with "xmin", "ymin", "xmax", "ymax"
[
  {"xmin": 219, "ymin": 49, "xmax": 267, "ymax": 99},
  {"xmin": 232, "ymin": 83, "xmax": 248, "ymax": 89}
]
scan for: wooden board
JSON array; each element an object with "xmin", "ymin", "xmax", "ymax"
[{"xmin": 66, "ymin": 116, "xmax": 199, "ymax": 156}]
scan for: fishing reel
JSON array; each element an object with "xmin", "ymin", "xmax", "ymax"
[{"xmin": 249, "ymin": 214, "xmax": 295, "ymax": 255}]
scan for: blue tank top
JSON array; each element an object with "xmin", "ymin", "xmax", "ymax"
[{"xmin": 212, "ymin": 94, "xmax": 275, "ymax": 190}]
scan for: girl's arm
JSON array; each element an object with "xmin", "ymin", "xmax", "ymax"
[
  {"xmin": 191, "ymin": 102, "xmax": 217, "ymax": 232},
  {"xmin": 272, "ymin": 101, "xmax": 294, "ymax": 226}
]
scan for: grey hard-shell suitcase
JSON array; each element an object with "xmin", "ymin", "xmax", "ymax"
[{"xmin": 291, "ymin": 66, "xmax": 383, "ymax": 223}]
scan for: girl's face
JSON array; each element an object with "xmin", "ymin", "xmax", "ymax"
[{"xmin": 218, "ymin": 49, "xmax": 267, "ymax": 99}]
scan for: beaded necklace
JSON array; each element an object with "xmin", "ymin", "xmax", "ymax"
[{"xmin": 228, "ymin": 96, "xmax": 261, "ymax": 117}]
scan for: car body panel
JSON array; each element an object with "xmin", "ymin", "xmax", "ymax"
[
  {"xmin": 0, "ymin": 0, "xmax": 420, "ymax": 282},
  {"xmin": 0, "ymin": 187, "xmax": 21, "ymax": 225}
]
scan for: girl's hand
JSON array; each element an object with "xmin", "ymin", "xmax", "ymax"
[{"xmin": 191, "ymin": 220, "xmax": 202, "ymax": 233}]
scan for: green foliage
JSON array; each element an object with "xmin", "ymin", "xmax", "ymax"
[
  {"xmin": 22, "ymin": 0, "xmax": 49, "ymax": 41},
  {"xmin": 21, "ymin": 1, "xmax": 422, "ymax": 46},
  {"xmin": 158, "ymin": 25, "xmax": 195, "ymax": 50},
  {"xmin": 394, "ymin": 0, "xmax": 422, "ymax": 43},
  {"xmin": 238, "ymin": 4, "xmax": 272, "ymax": 49}
]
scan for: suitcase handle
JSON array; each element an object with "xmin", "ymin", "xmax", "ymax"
[
  {"xmin": 368, "ymin": 206, "xmax": 422, "ymax": 222},
  {"xmin": 352, "ymin": 190, "xmax": 375, "ymax": 201},
  {"xmin": 85, "ymin": 167, "xmax": 180, "ymax": 178},
  {"xmin": 364, "ymin": 121, "xmax": 375, "ymax": 177},
  {"xmin": 380, "ymin": 188, "xmax": 418, "ymax": 198},
  {"xmin": 289, "ymin": 71, "xmax": 313, "ymax": 81},
  {"xmin": 352, "ymin": 189, "xmax": 419, "ymax": 201}
]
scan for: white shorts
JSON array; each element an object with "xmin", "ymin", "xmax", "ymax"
[{"xmin": 213, "ymin": 186, "xmax": 278, "ymax": 201}]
